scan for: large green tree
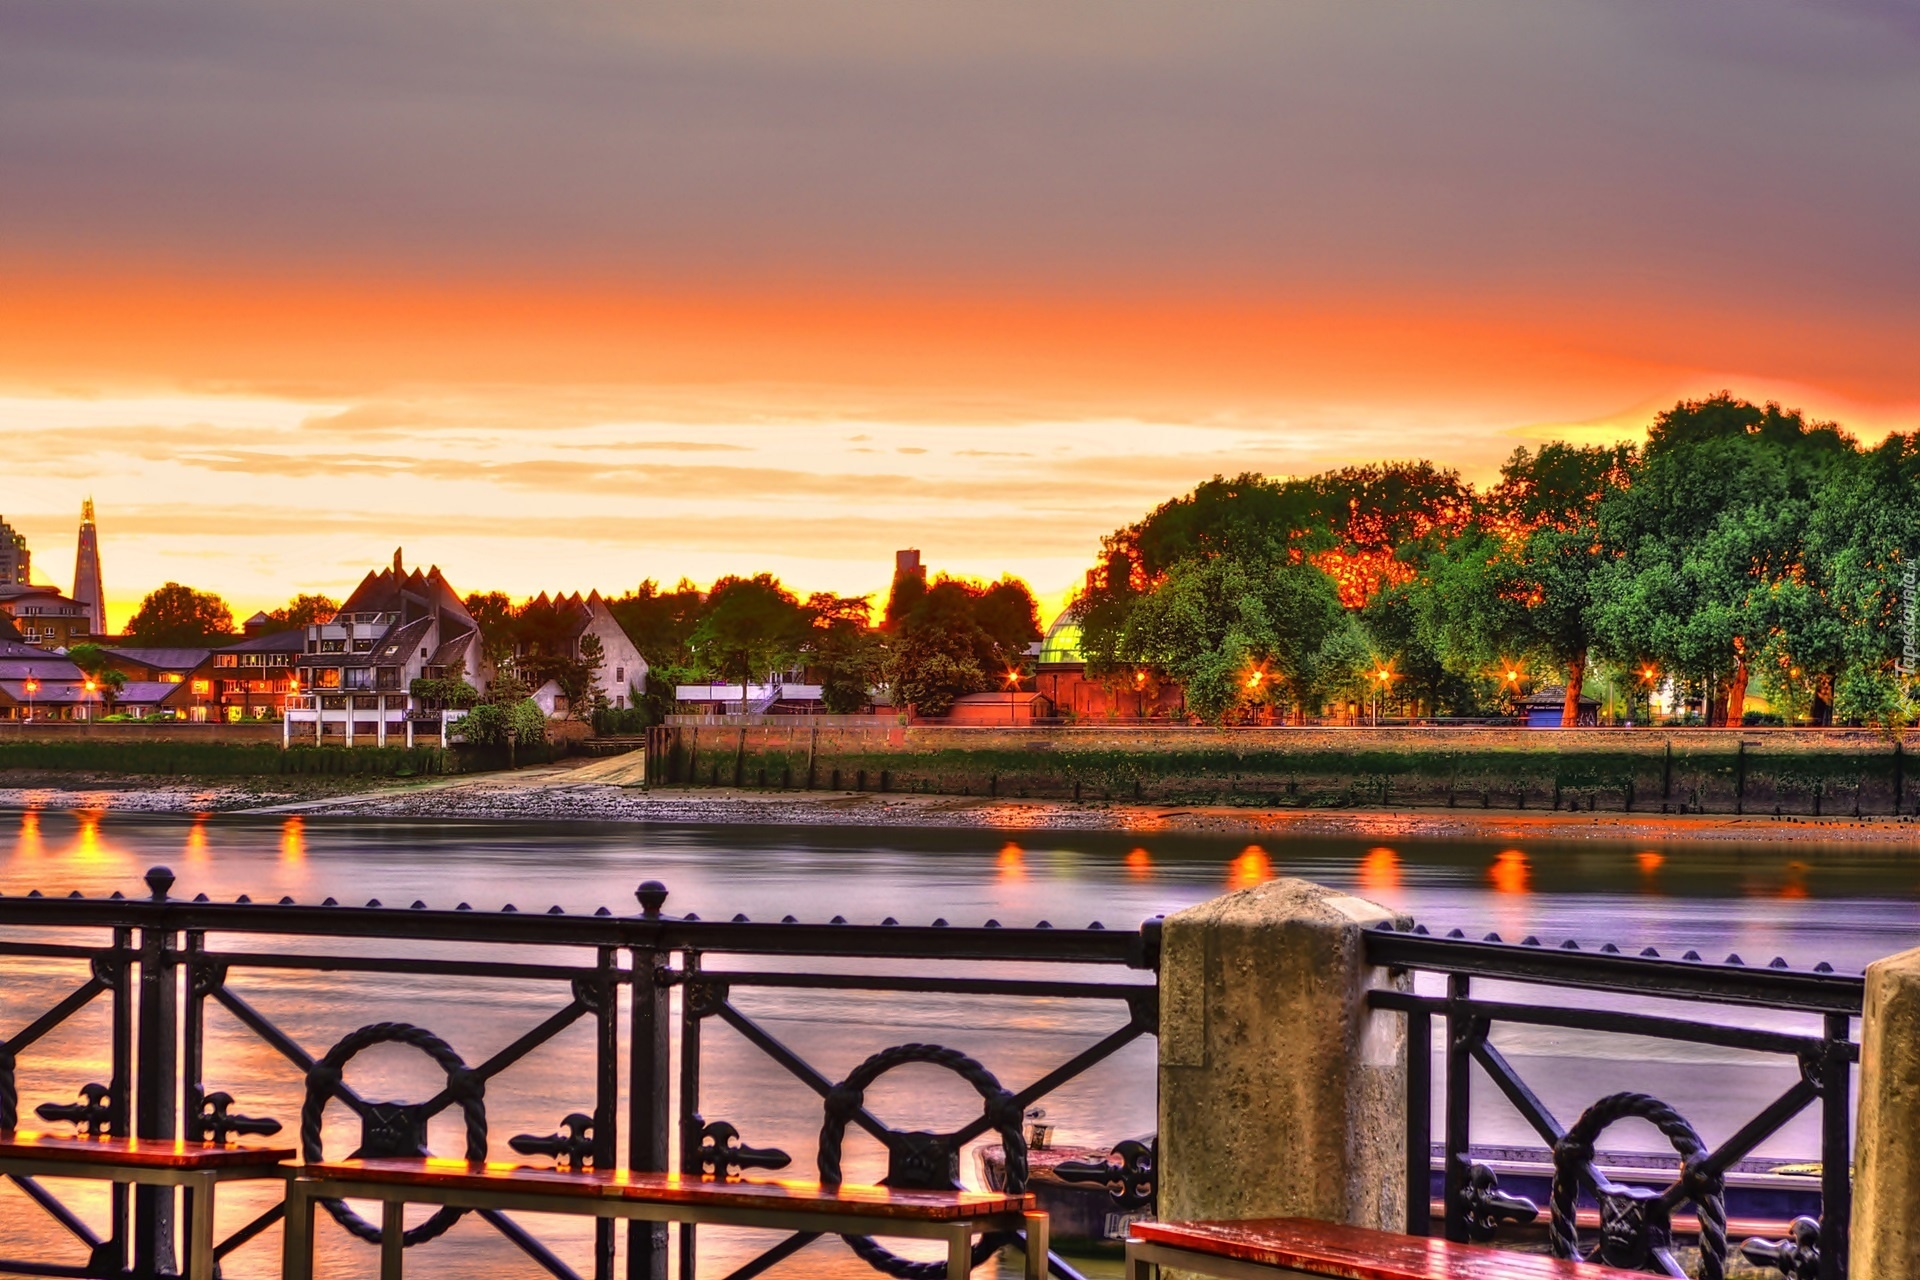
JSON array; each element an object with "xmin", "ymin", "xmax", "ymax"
[
  {"xmin": 1590, "ymin": 395, "xmax": 1853, "ymax": 725},
  {"xmin": 885, "ymin": 575, "xmax": 1040, "ymax": 717},
  {"xmin": 1417, "ymin": 443, "xmax": 1633, "ymax": 724},
  {"xmin": 692, "ymin": 574, "xmax": 812, "ymax": 706},
  {"xmin": 126, "ymin": 583, "xmax": 235, "ymax": 646},
  {"xmin": 806, "ymin": 593, "xmax": 885, "ymax": 714},
  {"xmin": 1103, "ymin": 554, "xmax": 1346, "ymax": 723},
  {"xmin": 1802, "ymin": 431, "xmax": 1920, "ymax": 727},
  {"xmin": 257, "ymin": 594, "xmax": 339, "ymax": 634}
]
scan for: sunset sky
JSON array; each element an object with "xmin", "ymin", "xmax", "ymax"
[{"xmin": 4, "ymin": 0, "xmax": 1917, "ymax": 629}]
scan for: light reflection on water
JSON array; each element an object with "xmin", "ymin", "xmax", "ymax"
[{"xmin": 1, "ymin": 808, "xmax": 1917, "ymax": 1278}]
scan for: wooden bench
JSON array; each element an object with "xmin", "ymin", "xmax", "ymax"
[
  {"xmin": 1125, "ymin": 1218, "xmax": 1652, "ymax": 1279},
  {"xmin": 285, "ymin": 1157, "xmax": 1048, "ymax": 1280},
  {"xmin": 0, "ymin": 1131, "xmax": 296, "ymax": 1280}
]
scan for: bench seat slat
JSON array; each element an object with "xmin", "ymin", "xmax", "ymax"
[
  {"xmin": 0, "ymin": 1132, "xmax": 295, "ymax": 1170},
  {"xmin": 302, "ymin": 1159, "xmax": 1034, "ymax": 1222},
  {"xmin": 1132, "ymin": 1219, "xmax": 1651, "ymax": 1279}
]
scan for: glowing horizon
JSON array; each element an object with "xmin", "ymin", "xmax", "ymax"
[{"xmin": 4, "ymin": 0, "xmax": 1916, "ymax": 625}]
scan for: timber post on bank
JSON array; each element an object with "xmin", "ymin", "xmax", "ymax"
[
  {"xmin": 1157, "ymin": 878, "xmax": 1411, "ymax": 1230},
  {"xmin": 1848, "ymin": 944, "xmax": 1920, "ymax": 1275}
]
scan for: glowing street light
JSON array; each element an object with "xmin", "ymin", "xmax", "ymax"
[{"xmin": 23, "ymin": 673, "xmax": 38, "ymax": 721}]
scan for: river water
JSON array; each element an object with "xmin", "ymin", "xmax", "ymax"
[{"xmin": 1, "ymin": 808, "xmax": 1915, "ymax": 1278}]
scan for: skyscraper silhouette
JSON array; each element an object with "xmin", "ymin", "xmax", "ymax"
[{"xmin": 73, "ymin": 499, "xmax": 105, "ymax": 636}]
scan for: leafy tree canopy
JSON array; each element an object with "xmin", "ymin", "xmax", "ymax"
[{"xmin": 126, "ymin": 583, "xmax": 235, "ymax": 646}]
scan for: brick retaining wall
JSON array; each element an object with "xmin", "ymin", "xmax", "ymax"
[{"xmin": 646, "ymin": 724, "xmax": 1919, "ymax": 816}]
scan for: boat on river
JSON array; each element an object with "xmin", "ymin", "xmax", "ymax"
[{"xmin": 978, "ymin": 1140, "xmax": 1824, "ymax": 1250}]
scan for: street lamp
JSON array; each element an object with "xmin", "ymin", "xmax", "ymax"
[
  {"xmin": 83, "ymin": 677, "xmax": 97, "ymax": 722},
  {"xmin": 1004, "ymin": 668, "xmax": 1021, "ymax": 725},
  {"xmin": 22, "ymin": 674, "xmax": 37, "ymax": 721}
]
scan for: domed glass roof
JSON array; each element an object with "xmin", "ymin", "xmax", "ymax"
[{"xmin": 1036, "ymin": 617, "xmax": 1084, "ymax": 666}]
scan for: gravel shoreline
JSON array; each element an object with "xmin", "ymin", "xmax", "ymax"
[{"xmin": 4, "ymin": 767, "xmax": 1918, "ymax": 844}]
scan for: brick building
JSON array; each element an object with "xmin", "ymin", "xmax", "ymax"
[{"xmin": 0, "ymin": 585, "xmax": 95, "ymax": 651}]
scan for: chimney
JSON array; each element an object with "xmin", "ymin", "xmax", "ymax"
[
  {"xmin": 895, "ymin": 549, "xmax": 924, "ymax": 582},
  {"xmin": 393, "ymin": 547, "xmax": 404, "ymax": 575}
]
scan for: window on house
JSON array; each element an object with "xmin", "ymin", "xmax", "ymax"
[
  {"xmin": 345, "ymin": 668, "xmax": 374, "ymax": 689},
  {"xmin": 615, "ymin": 667, "xmax": 625, "ymax": 683}
]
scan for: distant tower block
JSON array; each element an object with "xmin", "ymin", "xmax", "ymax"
[
  {"xmin": 895, "ymin": 548, "xmax": 925, "ymax": 582},
  {"xmin": 0, "ymin": 515, "xmax": 28, "ymax": 586},
  {"xmin": 73, "ymin": 499, "xmax": 105, "ymax": 636}
]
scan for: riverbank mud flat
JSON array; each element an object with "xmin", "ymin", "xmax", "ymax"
[
  {"xmin": 252, "ymin": 756, "xmax": 1920, "ymax": 844},
  {"xmin": 0, "ymin": 769, "xmax": 382, "ymax": 813},
  {"xmin": 5, "ymin": 759, "xmax": 1919, "ymax": 845}
]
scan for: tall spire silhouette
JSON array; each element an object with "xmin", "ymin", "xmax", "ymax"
[{"xmin": 73, "ymin": 499, "xmax": 105, "ymax": 637}]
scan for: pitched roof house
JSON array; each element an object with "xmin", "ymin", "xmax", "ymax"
[
  {"xmin": 285, "ymin": 551, "xmax": 487, "ymax": 746},
  {"xmin": 515, "ymin": 590, "xmax": 648, "ymax": 714}
]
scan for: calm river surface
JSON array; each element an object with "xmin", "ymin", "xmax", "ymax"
[{"xmin": 1, "ymin": 808, "xmax": 1916, "ymax": 1277}]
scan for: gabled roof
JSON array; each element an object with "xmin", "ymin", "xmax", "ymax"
[
  {"xmin": 427, "ymin": 633, "xmax": 475, "ymax": 668},
  {"xmin": 215, "ymin": 630, "xmax": 306, "ymax": 655},
  {"xmin": 0, "ymin": 638, "xmax": 58, "ymax": 661},
  {"xmin": 99, "ymin": 647, "xmax": 213, "ymax": 672},
  {"xmin": 116, "ymin": 681, "xmax": 193, "ymax": 705},
  {"xmin": 371, "ymin": 616, "xmax": 434, "ymax": 667},
  {"xmin": 0, "ymin": 650, "xmax": 83, "ymax": 681}
]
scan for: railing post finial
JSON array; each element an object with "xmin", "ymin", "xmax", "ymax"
[
  {"xmin": 635, "ymin": 881, "xmax": 668, "ymax": 917},
  {"xmin": 144, "ymin": 866, "xmax": 175, "ymax": 902}
]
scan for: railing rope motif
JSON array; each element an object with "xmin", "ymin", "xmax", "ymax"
[
  {"xmin": 1548, "ymin": 1092, "xmax": 1726, "ymax": 1278},
  {"xmin": 299, "ymin": 1021, "xmax": 489, "ymax": 1246},
  {"xmin": 817, "ymin": 1042, "xmax": 1032, "ymax": 1279}
]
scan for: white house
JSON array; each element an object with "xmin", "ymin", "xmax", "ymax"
[
  {"xmin": 284, "ymin": 551, "xmax": 487, "ymax": 747},
  {"xmin": 517, "ymin": 591, "xmax": 648, "ymax": 715}
]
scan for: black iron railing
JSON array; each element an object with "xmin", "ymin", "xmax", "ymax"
[
  {"xmin": 0, "ymin": 866, "xmax": 1160, "ymax": 1280},
  {"xmin": 1366, "ymin": 924, "xmax": 1862, "ymax": 1280}
]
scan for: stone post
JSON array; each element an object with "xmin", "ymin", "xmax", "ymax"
[
  {"xmin": 1849, "ymin": 945, "xmax": 1920, "ymax": 1273},
  {"xmin": 1159, "ymin": 877, "xmax": 1409, "ymax": 1230}
]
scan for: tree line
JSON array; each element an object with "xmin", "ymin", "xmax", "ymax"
[
  {"xmin": 1074, "ymin": 394, "xmax": 1920, "ymax": 727},
  {"xmin": 604, "ymin": 571, "xmax": 1040, "ymax": 721}
]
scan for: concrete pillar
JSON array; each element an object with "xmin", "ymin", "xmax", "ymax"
[
  {"xmin": 376, "ymin": 695, "xmax": 387, "ymax": 747},
  {"xmin": 344, "ymin": 696, "xmax": 354, "ymax": 748},
  {"xmin": 1850, "ymin": 945, "xmax": 1920, "ymax": 1273},
  {"xmin": 1159, "ymin": 878, "xmax": 1409, "ymax": 1232},
  {"xmin": 406, "ymin": 718, "xmax": 415, "ymax": 749}
]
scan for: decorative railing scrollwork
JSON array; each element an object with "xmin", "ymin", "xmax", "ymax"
[
  {"xmin": 1457, "ymin": 1158, "xmax": 1537, "ymax": 1242},
  {"xmin": 511, "ymin": 1112, "xmax": 597, "ymax": 1170},
  {"xmin": 1056, "ymin": 1138, "xmax": 1157, "ymax": 1212},
  {"xmin": 1742, "ymin": 1215, "xmax": 1821, "ymax": 1279},
  {"xmin": 194, "ymin": 1090, "xmax": 282, "ymax": 1143},
  {"xmin": 1366, "ymin": 920, "xmax": 1860, "ymax": 1280},
  {"xmin": 36, "ymin": 1081, "xmax": 115, "ymax": 1136},
  {"xmin": 692, "ymin": 1118, "xmax": 790, "ymax": 1177}
]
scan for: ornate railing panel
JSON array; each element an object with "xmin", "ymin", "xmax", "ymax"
[
  {"xmin": 0, "ymin": 866, "xmax": 1160, "ymax": 1280},
  {"xmin": 1365, "ymin": 924, "xmax": 1863, "ymax": 1280}
]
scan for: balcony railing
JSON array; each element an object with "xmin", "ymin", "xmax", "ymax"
[{"xmin": 0, "ymin": 868, "xmax": 1159, "ymax": 1280}]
